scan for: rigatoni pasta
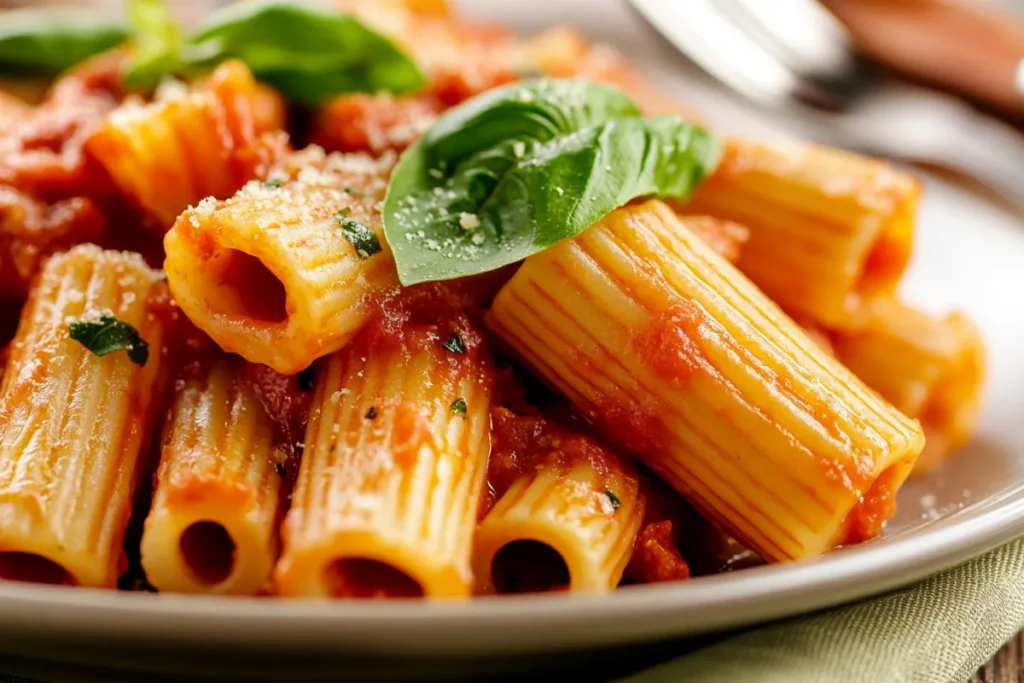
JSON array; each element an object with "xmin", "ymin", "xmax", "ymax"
[
  {"xmin": 163, "ymin": 148, "xmax": 398, "ymax": 375},
  {"xmin": 85, "ymin": 60, "xmax": 288, "ymax": 231},
  {"xmin": 140, "ymin": 355, "xmax": 282, "ymax": 595},
  {"xmin": 487, "ymin": 200, "xmax": 925, "ymax": 561},
  {"xmin": 831, "ymin": 299, "xmax": 985, "ymax": 475},
  {"xmin": 275, "ymin": 319, "xmax": 492, "ymax": 598},
  {"xmin": 0, "ymin": 245, "xmax": 169, "ymax": 587},
  {"xmin": 0, "ymin": 0, "xmax": 989, "ymax": 599},
  {"xmin": 685, "ymin": 139, "xmax": 920, "ymax": 328},
  {"xmin": 474, "ymin": 408, "xmax": 643, "ymax": 594}
]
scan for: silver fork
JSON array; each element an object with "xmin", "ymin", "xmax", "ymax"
[{"xmin": 628, "ymin": 0, "xmax": 1024, "ymax": 213}]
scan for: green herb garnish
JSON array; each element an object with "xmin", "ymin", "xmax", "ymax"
[
  {"xmin": 343, "ymin": 186, "xmax": 365, "ymax": 198},
  {"xmin": 450, "ymin": 398, "xmax": 467, "ymax": 417},
  {"xmin": 365, "ymin": 406, "xmax": 378, "ymax": 420},
  {"xmin": 442, "ymin": 332, "xmax": 465, "ymax": 354},
  {"xmin": 264, "ymin": 178, "xmax": 283, "ymax": 188},
  {"xmin": 383, "ymin": 79, "xmax": 720, "ymax": 285},
  {"xmin": 123, "ymin": 0, "xmax": 425, "ymax": 102},
  {"xmin": 605, "ymin": 487, "xmax": 621, "ymax": 510},
  {"xmin": 0, "ymin": 9, "xmax": 127, "ymax": 77},
  {"xmin": 337, "ymin": 213, "xmax": 382, "ymax": 259},
  {"xmin": 68, "ymin": 315, "xmax": 149, "ymax": 366}
]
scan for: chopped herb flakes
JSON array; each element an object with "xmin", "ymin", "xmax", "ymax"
[
  {"xmin": 264, "ymin": 178, "xmax": 283, "ymax": 188},
  {"xmin": 343, "ymin": 186, "xmax": 365, "ymax": 198},
  {"xmin": 365, "ymin": 406, "xmax": 378, "ymax": 420},
  {"xmin": 336, "ymin": 212, "xmax": 382, "ymax": 259},
  {"xmin": 442, "ymin": 332, "xmax": 465, "ymax": 354},
  {"xmin": 68, "ymin": 315, "xmax": 149, "ymax": 366},
  {"xmin": 450, "ymin": 397, "xmax": 467, "ymax": 416},
  {"xmin": 605, "ymin": 488, "xmax": 621, "ymax": 510},
  {"xmin": 297, "ymin": 366, "xmax": 316, "ymax": 392}
]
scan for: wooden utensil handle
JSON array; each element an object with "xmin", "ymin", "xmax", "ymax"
[{"xmin": 821, "ymin": 0, "xmax": 1024, "ymax": 120}]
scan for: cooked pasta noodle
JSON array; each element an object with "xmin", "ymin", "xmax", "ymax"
[
  {"xmin": 140, "ymin": 355, "xmax": 282, "ymax": 595},
  {"xmin": 487, "ymin": 200, "xmax": 925, "ymax": 561},
  {"xmin": 86, "ymin": 60, "xmax": 288, "ymax": 231},
  {"xmin": 832, "ymin": 299, "xmax": 985, "ymax": 475},
  {"xmin": 475, "ymin": 408, "xmax": 643, "ymax": 594},
  {"xmin": 0, "ymin": 245, "xmax": 169, "ymax": 587},
  {"xmin": 685, "ymin": 139, "xmax": 920, "ymax": 328},
  {"xmin": 275, "ymin": 318, "xmax": 492, "ymax": 598},
  {"xmin": 163, "ymin": 148, "xmax": 398, "ymax": 375}
]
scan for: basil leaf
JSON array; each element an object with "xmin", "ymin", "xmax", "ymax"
[
  {"xmin": 450, "ymin": 398, "xmax": 468, "ymax": 417},
  {"xmin": 123, "ymin": 0, "xmax": 183, "ymax": 89},
  {"xmin": 383, "ymin": 79, "xmax": 721, "ymax": 285},
  {"xmin": 184, "ymin": 0, "xmax": 425, "ymax": 103},
  {"xmin": 68, "ymin": 315, "xmax": 150, "ymax": 366},
  {"xmin": 0, "ymin": 10, "xmax": 126, "ymax": 77},
  {"xmin": 442, "ymin": 332, "xmax": 465, "ymax": 354},
  {"xmin": 336, "ymin": 213, "xmax": 382, "ymax": 260}
]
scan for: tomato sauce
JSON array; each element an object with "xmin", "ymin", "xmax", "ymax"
[{"xmin": 837, "ymin": 465, "xmax": 899, "ymax": 546}]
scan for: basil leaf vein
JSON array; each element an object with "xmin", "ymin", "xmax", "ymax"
[
  {"xmin": 0, "ymin": 9, "xmax": 127, "ymax": 77},
  {"xmin": 383, "ymin": 79, "xmax": 721, "ymax": 285},
  {"xmin": 68, "ymin": 315, "xmax": 150, "ymax": 366}
]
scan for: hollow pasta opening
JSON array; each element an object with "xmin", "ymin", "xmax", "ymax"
[
  {"xmin": 204, "ymin": 249, "xmax": 288, "ymax": 323},
  {"xmin": 856, "ymin": 211, "xmax": 913, "ymax": 298},
  {"xmin": 490, "ymin": 540, "xmax": 571, "ymax": 594},
  {"xmin": 323, "ymin": 558, "xmax": 424, "ymax": 598},
  {"xmin": 0, "ymin": 552, "xmax": 74, "ymax": 585},
  {"xmin": 179, "ymin": 521, "xmax": 237, "ymax": 586}
]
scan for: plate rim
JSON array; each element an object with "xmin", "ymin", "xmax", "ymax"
[{"xmin": 0, "ymin": 481, "xmax": 1022, "ymax": 659}]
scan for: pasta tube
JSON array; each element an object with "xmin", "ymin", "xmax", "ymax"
[
  {"xmin": 832, "ymin": 299, "xmax": 985, "ymax": 476},
  {"xmin": 0, "ymin": 245, "xmax": 169, "ymax": 587},
  {"xmin": 140, "ymin": 355, "xmax": 282, "ymax": 595},
  {"xmin": 275, "ymin": 320, "xmax": 492, "ymax": 598},
  {"xmin": 685, "ymin": 139, "xmax": 920, "ymax": 328},
  {"xmin": 474, "ymin": 408, "xmax": 643, "ymax": 594},
  {"xmin": 486, "ymin": 200, "xmax": 925, "ymax": 562},
  {"xmin": 163, "ymin": 148, "xmax": 399, "ymax": 375},
  {"xmin": 86, "ymin": 60, "xmax": 288, "ymax": 231}
]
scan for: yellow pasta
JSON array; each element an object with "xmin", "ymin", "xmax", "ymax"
[
  {"xmin": 85, "ymin": 60, "xmax": 288, "ymax": 231},
  {"xmin": 140, "ymin": 355, "xmax": 282, "ymax": 595},
  {"xmin": 676, "ymin": 214, "xmax": 748, "ymax": 265},
  {"xmin": 474, "ymin": 409, "xmax": 643, "ymax": 594},
  {"xmin": 832, "ymin": 299, "xmax": 985, "ymax": 476},
  {"xmin": 163, "ymin": 147, "xmax": 399, "ymax": 375},
  {"xmin": 0, "ymin": 245, "xmax": 169, "ymax": 587},
  {"xmin": 486, "ymin": 200, "xmax": 924, "ymax": 562},
  {"xmin": 275, "ymin": 319, "xmax": 492, "ymax": 598},
  {"xmin": 685, "ymin": 139, "xmax": 920, "ymax": 329}
]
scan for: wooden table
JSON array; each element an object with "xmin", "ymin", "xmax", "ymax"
[{"xmin": 973, "ymin": 634, "xmax": 1024, "ymax": 682}]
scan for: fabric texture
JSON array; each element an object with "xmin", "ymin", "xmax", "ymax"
[{"xmin": 619, "ymin": 537, "xmax": 1024, "ymax": 683}]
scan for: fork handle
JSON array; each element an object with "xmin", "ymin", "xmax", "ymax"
[
  {"xmin": 822, "ymin": 0, "xmax": 1024, "ymax": 121},
  {"xmin": 925, "ymin": 111, "xmax": 1024, "ymax": 213}
]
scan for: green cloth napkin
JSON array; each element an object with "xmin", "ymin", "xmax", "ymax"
[{"xmin": 618, "ymin": 537, "xmax": 1024, "ymax": 683}]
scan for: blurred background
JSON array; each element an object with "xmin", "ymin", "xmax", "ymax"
[{"xmin": 1, "ymin": 0, "xmax": 1022, "ymax": 206}]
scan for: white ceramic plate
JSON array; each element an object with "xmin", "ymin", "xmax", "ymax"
[{"xmin": 2, "ymin": 1, "xmax": 1024, "ymax": 680}]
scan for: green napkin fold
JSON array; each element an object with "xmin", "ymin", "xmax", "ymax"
[{"xmin": 618, "ymin": 537, "xmax": 1024, "ymax": 683}]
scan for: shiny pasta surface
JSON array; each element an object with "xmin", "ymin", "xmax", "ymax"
[{"xmin": 0, "ymin": 0, "xmax": 983, "ymax": 599}]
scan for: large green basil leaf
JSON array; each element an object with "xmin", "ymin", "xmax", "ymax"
[
  {"xmin": 383, "ymin": 79, "xmax": 721, "ymax": 286},
  {"xmin": 124, "ymin": 0, "xmax": 425, "ymax": 102},
  {"xmin": 0, "ymin": 10, "xmax": 126, "ymax": 77}
]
